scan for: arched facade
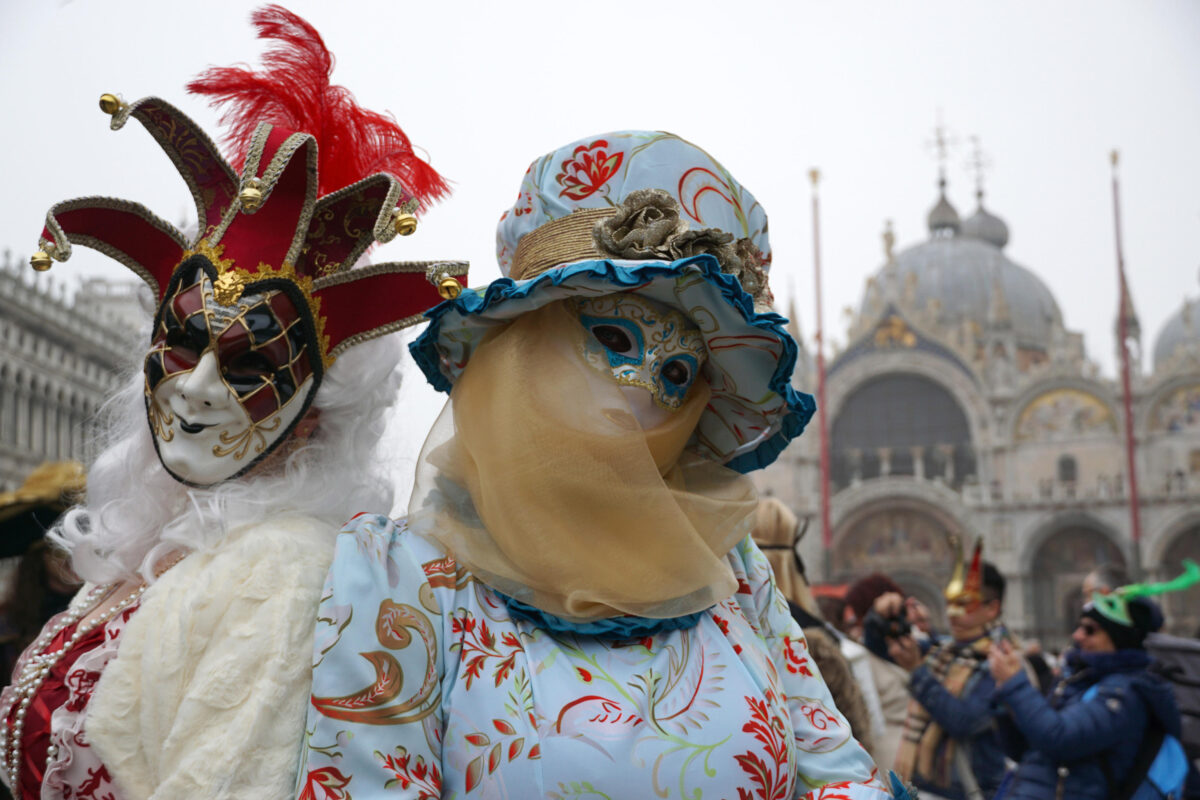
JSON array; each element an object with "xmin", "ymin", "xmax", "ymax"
[
  {"xmin": 832, "ymin": 496, "xmax": 965, "ymax": 625},
  {"xmin": 831, "ymin": 373, "xmax": 974, "ymax": 490},
  {"xmin": 755, "ymin": 184, "xmax": 1200, "ymax": 643},
  {"xmin": 1159, "ymin": 526, "xmax": 1200, "ymax": 636},
  {"xmin": 1023, "ymin": 514, "xmax": 1127, "ymax": 647}
]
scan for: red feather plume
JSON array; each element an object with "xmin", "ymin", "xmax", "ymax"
[{"xmin": 187, "ymin": 4, "xmax": 449, "ymax": 211}]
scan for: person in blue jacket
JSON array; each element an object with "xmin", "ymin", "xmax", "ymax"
[
  {"xmin": 988, "ymin": 564, "xmax": 1198, "ymax": 799},
  {"xmin": 886, "ymin": 540, "xmax": 1017, "ymax": 800}
]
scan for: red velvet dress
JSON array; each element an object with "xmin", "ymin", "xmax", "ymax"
[{"xmin": 0, "ymin": 598, "xmax": 139, "ymax": 799}]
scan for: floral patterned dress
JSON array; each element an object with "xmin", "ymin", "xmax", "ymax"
[{"xmin": 299, "ymin": 514, "xmax": 888, "ymax": 800}]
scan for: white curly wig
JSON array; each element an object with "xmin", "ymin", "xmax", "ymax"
[{"xmin": 50, "ymin": 327, "xmax": 404, "ymax": 585}]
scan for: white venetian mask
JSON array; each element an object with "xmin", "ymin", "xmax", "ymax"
[{"xmin": 143, "ymin": 267, "xmax": 318, "ymax": 486}]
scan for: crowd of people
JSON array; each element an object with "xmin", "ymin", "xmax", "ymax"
[{"xmin": 752, "ymin": 499, "xmax": 1200, "ymax": 799}]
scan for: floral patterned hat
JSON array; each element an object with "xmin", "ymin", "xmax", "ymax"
[{"xmin": 411, "ymin": 131, "xmax": 813, "ymax": 472}]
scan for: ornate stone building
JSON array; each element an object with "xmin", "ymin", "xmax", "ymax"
[
  {"xmin": 757, "ymin": 183, "xmax": 1200, "ymax": 647},
  {"xmin": 0, "ymin": 250, "xmax": 144, "ymax": 492}
]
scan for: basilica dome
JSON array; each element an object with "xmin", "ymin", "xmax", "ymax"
[
  {"xmin": 1153, "ymin": 298, "xmax": 1199, "ymax": 370},
  {"xmin": 960, "ymin": 205, "xmax": 1009, "ymax": 249},
  {"xmin": 863, "ymin": 192, "xmax": 1063, "ymax": 353}
]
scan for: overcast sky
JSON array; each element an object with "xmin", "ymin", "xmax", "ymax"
[{"xmin": 3, "ymin": 0, "xmax": 1198, "ymax": 378}]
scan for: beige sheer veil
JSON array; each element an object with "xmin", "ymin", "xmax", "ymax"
[{"xmin": 408, "ymin": 300, "xmax": 758, "ymax": 621}]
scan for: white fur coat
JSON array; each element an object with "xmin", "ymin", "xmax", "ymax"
[{"xmin": 87, "ymin": 514, "xmax": 336, "ymax": 799}]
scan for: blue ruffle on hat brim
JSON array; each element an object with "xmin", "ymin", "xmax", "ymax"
[{"xmin": 410, "ymin": 255, "xmax": 815, "ymax": 474}]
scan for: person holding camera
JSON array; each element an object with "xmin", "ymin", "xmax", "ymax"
[
  {"xmin": 886, "ymin": 543, "xmax": 1019, "ymax": 800},
  {"xmin": 988, "ymin": 564, "xmax": 1197, "ymax": 800}
]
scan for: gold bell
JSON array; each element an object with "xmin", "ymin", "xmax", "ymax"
[
  {"xmin": 30, "ymin": 251, "xmax": 53, "ymax": 272},
  {"xmin": 438, "ymin": 276, "xmax": 462, "ymax": 300},
  {"xmin": 392, "ymin": 211, "xmax": 418, "ymax": 237},
  {"xmin": 239, "ymin": 179, "xmax": 264, "ymax": 213},
  {"xmin": 98, "ymin": 93, "xmax": 123, "ymax": 116}
]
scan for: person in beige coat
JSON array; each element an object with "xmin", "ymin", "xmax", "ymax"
[{"xmin": 845, "ymin": 573, "xmax": 916, "ymax": 774}]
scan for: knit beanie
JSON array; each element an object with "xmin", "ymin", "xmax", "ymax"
[{"xmin": 1082, "ymin": 597, "xmax": 1163, "ymax": 650}]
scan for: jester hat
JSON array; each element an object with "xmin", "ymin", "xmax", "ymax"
[
  {"xmin": 29, "ymin": 6, "xmax": 467, "ymax": 482},
  {"xmin": 411, "ymin": 131, "xmax": 813, "ymax": 473}
]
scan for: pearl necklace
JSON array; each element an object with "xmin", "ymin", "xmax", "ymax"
[{"xmin": 0, "ymin": 582, "xmax": 144, "ymax": 790}]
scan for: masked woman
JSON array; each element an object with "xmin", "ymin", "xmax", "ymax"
[
  {"xmin": 0, "ymin": 8, "xmax": 465, "ymax": 799},
  {"xmin": 300, "ymin": 132, "xmax": 905, "ymax": 799}
]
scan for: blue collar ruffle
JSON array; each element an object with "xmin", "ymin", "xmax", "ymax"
[{"xmin": 498, "ymin": 592, "xmax": 706, "ymax": 639}]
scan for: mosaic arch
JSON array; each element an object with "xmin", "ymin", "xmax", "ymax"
[
  {"xmin": 833, "ymin": 504, "xmax": 958, "ymax": 622},
  {"xmin": 1015, "ymin": 388, "xmax": 1116, "ymax": 442},
  {"xmin": 1149, "ymin": 383, "xmax": 1200, "ymax": 434},
  {"xmin": 1030, "ymin": 525, "xmax": 1125, "ymax": 649},
  {"xmin": 1160, "ymin": 525, "xmax": 1200, "ymax": 636},
  {"xmin": 831, "ymin": 373, "xmax": 974, "ymax": 491}
]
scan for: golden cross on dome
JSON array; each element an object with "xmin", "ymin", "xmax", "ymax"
[
  {"xmin": 966, "ymin": 135, "xmax": 993, "ymax": 203},
  {"xmin": 925, "ymin": 112, "xmax": 959, "ymax": 188}
]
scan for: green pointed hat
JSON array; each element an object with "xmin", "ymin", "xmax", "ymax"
[{"xmin": 1091, "ymin": 559, "xmax": 1200, "ymax": 627}]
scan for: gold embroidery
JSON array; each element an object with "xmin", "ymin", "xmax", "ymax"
[
  {"xmin": 146, "ymin": 392, "xmax": 175, "ymax": 442},
  {"xmin": 309, "ymin": 600, "xmax": 441, "ymax": 725},
  {"xmin": 213, "ymin": 415, "xmax": 283, "ymax": 460},
  {"xmin": 213, "ymin": 271, "xmax": 246, "ymax": 306}
]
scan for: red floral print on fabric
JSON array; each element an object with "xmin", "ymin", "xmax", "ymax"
[
  {"xmin": 804, "ymin": 772, "xmax": 884, "ymax": 800},
  {"xmin": 451, "ymin": 612, "xmax": 522, "ymax": 689},
  {"xmin": 712, "ymin": 612, "xmax": 744, "ymax": 654},
  {"xmin": 735, "ymin": 693, "xmax": 792, "ymax": 800},
  {"xmin": 377, "ymin": 747, "xmax": 441, "ymax": 800},
  {"xmin": 74, "ymin": 764, "xmax": 115, "ymax": 799},
  {"xmin": 677, "ymin": 166, "xmax": 739, "ymax": 223},
  {"xmin": 299, "ymin": 765, "xmax": 352, "ymax": 799},
  {"xmin": 63, "ymin": 666, "xmax": 102, "ymax": 713},
  {"xmin": 783, "ymin": 636, "xmax": 814, "ymax": 677},
  {"xmin": 554, "ymin": 695, "xmax": 644, "ymax": 733},
  {"xmin": 556, "ymin": 140, "xmax": 623, "ymax": 200},
  {"xmin": 794, "ymin": 698, "xmax": 845, "ymax": 753},
  {"xmin": 459, "ymin": 718, "xmax": 537, "ymax": 794}
]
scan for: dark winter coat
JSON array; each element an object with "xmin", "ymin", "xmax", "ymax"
[
  {"xmin": 993, "ymin": 648, "xmax": 1183, "ymax": 800},
  {"xmin": 907, "ymin": 655, "xmax": 1008, "ymax": 800}
]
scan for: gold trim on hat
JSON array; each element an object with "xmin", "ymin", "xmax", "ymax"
[{"xmin": 510, "ymin": 207, "xmax": 616, "ymax": 281}]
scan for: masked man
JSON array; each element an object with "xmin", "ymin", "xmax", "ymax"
[{"xmin": 887, "ymin": 540, "xmax": 1019, "ymax": 800}]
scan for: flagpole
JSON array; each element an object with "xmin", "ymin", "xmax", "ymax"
[
  {"xmin": 810, "ymin": 168, "xmax": 834, "ymax": 580},
  {"xmin": 1111, "ymin": 150, "xmax": 1143, "ymax": 580}
]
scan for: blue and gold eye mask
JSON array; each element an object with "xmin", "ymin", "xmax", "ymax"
[{"xmin": 571, "ymin": 294, "xmax": 707, "ymax": 411}]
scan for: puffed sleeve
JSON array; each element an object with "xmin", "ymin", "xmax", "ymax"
[
  {"xmin": 298, "ymin": 514, "xmax": 446, "ymax": 800},
  {"xmin": 733, "ymin": 537, "xmax": 895, "ymax": 800}
]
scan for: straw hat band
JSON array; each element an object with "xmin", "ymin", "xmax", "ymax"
[{"xmin": 511, "ymin": 207, "xmax": 616, "ymax": 281}]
